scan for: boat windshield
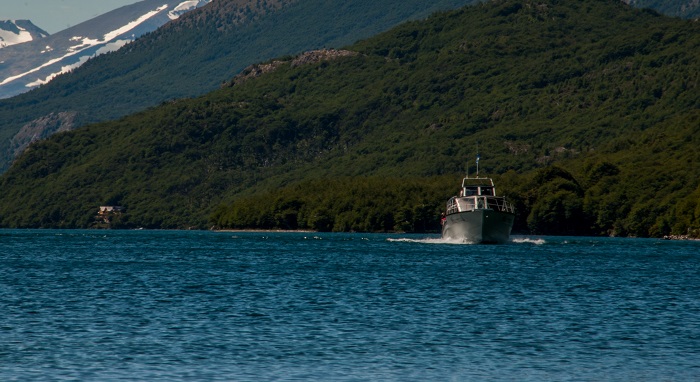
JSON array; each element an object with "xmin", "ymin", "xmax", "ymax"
[
  {"xmin": 463, "ymin": 186, "xmax": 494, "ymax": 196},
  {"xmin": 463, "ymin": 187, "xmax": 479, "ymax": 196}
]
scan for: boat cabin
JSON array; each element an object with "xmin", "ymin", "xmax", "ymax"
[
  {"xmin": 461, "ymin": 185, "xmax": 494, "ymax": 197},
  {"xmin": 445, "ymin": 177, "xmax": 515, "ymax": 216},
  {"xmin": 459, "ymin": 177, "xmax": 496, "ymax": 197}
]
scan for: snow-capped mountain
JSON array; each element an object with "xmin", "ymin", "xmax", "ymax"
[
  {"xmin": 0, "ymin": 20, "xmax": 49, "ymax": 49},
  {"xmin": 0, "ymin": 0, "xmax": 211, "ymax": 99}
]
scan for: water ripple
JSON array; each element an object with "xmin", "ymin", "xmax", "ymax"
[{"xmin": 1, "ymin": 230, "xmax": 699, "ymax": 380}]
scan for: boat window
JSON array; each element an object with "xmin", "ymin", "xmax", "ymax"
[
  {"xmin": 480, "ymin": 187, "xmax": 494, "ymax": 196},
  {"xmin": 457, "ymin": 198, "xmax": 474, "ymax": 212},
  {"xmin": 463, "ymin": 198, "xmax": 475, "ymax": 211},
  {"xmin": 464, "ymin": 187, "xmax": 479, "ymax": 196}
]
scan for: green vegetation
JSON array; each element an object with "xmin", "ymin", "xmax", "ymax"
[
  {"xmin": 0, "ymin": 0, "xmax": 481, "ymax": 172},
  {"xmin": 0, "ymin": 0, "xmax": 698, "ymax": 238},
  {"xmin": 210, "ymin": 177, "xmax": 454, "ymax": 232}
]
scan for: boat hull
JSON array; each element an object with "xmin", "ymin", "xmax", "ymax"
[{"xmin": 442, "ymin": 209, "xmax": 514, "ymax": 244}]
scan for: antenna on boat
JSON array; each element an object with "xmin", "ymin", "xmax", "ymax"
[{"xmin": 475, "ymin": 143, "xmax": 480, "ymax": 178}]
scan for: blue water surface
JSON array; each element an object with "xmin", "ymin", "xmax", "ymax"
[{"xmin": 1, "ymin": 230, "xmax": 699, "ymax": 381}]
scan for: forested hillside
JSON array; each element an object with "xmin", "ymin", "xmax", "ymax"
[
  {"xmin": 0, "ymin": 0, "xmax": 479, "ymax": 172},
  {"xmin": 0, "ymin": 0, "xmax": 698, "ymax": 238}
]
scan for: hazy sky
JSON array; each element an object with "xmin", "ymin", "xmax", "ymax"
[{"xmin": 2, "ymin": 0, "xmax": 140, "ymax": 34}]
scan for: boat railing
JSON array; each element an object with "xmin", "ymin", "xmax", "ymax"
[
  {"xmin": 488, "ymin": 197, "xmax": 515, "ymax": 214},
  {"xmin": 446, "ymin": 196, "xmax": 515, "ymax": 215}
]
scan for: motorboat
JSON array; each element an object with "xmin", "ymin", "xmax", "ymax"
[{"xmin": 441, "ymin": 156, "xmax": 515, "ymax": 244}]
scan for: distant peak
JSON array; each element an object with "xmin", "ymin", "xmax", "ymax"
[{"xmin": 0, "ymin": 20, "xmax": 49, "ymax": 48}]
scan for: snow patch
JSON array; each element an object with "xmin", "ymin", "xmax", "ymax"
[
  {"xmin": 168, "ymin": 1, "xmax": 204, "ymax": 20},
  {"xmin": 2, "ymin": 1, "xmax": 210, "ymax": 91},
  {"xmin": 25, "ymin": 55, "xmax": 91, "ymax": 87},
  {"xmin": 95, "ymin": 39, "xmax": 130, "ymax": 55},
  {"xmin": 0, "ymin": 23, "xmax": 34, "ymax": 48},
  {"xmin": 1, "ymin": 6, "xmax": 167, "ymax": 87},
  {"xmin": 104, "ymin": 5, "xmax": 168, "ymax": 41},
  {"xmin": 25, "ymin": 39, "xmax": 131, "ymax": 87}
]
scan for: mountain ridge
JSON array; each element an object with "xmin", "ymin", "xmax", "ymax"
[
  {"xmin": 3, "ymin": 0, "xmax": 698, "ymax": 174},
  {"xmin": 0, "ymin": 20, "xmax": 49, "ymax": 49},
  {"xmin": 0, "ymin": 0, "xmax": 212, "ymax": 99},
  {"xmin": 0, "ymin": 0, "xmax": 483, "ymax": 173}
]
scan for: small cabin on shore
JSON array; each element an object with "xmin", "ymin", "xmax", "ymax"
[
  {"xmin": 98, "ymin": 206, "xmax": 125, "ymax": 215},
  {"xmin": 96, "ymin": 206, "xmax": 125, "ymax": 226}
]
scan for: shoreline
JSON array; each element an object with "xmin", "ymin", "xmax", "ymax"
[
  {"xmin": 663, "ymin": 234, "xmax": 700, "ymax": 241},
  {"xmin": 213, "ymin": 229, "xmax": 317, "ymax": 233}
]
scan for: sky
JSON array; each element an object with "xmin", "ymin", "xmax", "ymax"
[{"xmin": 2, "ymin": 0, "xmax": 140, "ymax": 34}]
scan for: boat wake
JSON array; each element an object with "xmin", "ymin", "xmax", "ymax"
[
  {"xmin": 387, "ymin": 237, "xmax": 547, "ymax": 245},
  {"xmin": 387, "ymin": 237, "xmax": 478, "ymax": 245},
  {"xmin": 511, "ymin": 237, "xmax": 546, "ymax": 245}
]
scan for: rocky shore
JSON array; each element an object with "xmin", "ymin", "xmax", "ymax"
[{"xmin": 663, "ymin": 234, "xmax": 700, "ymax": 241}]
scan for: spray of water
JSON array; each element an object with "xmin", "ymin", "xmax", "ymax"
[
  {"xmin": 387, "ymin": 237, "xmax": 477, "ymax": 245},
  {"xmin": 511, "ymin": 237, "xmax": 546, "ymax": 245},
  {"xmin": 387, "ymin": 237, "xmax": 547, "ymax": 245}
]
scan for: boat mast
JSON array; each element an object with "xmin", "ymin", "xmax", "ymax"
[{"xmin": 475, "ymin": 144, "xmax": 480, "ymax": 178}]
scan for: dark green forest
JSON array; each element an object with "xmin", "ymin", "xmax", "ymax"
[
  {"xmin": 0, "ymin": 0, "xmax": 698, "ymax": 238},
  {"xmin": 0, "ymin": 0, "xmax": 481, "ymax": 172}
]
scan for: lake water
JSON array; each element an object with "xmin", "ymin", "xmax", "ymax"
[{"xmin": 1, "ymin": 230, "xmax": 699, "ymax": 381}]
